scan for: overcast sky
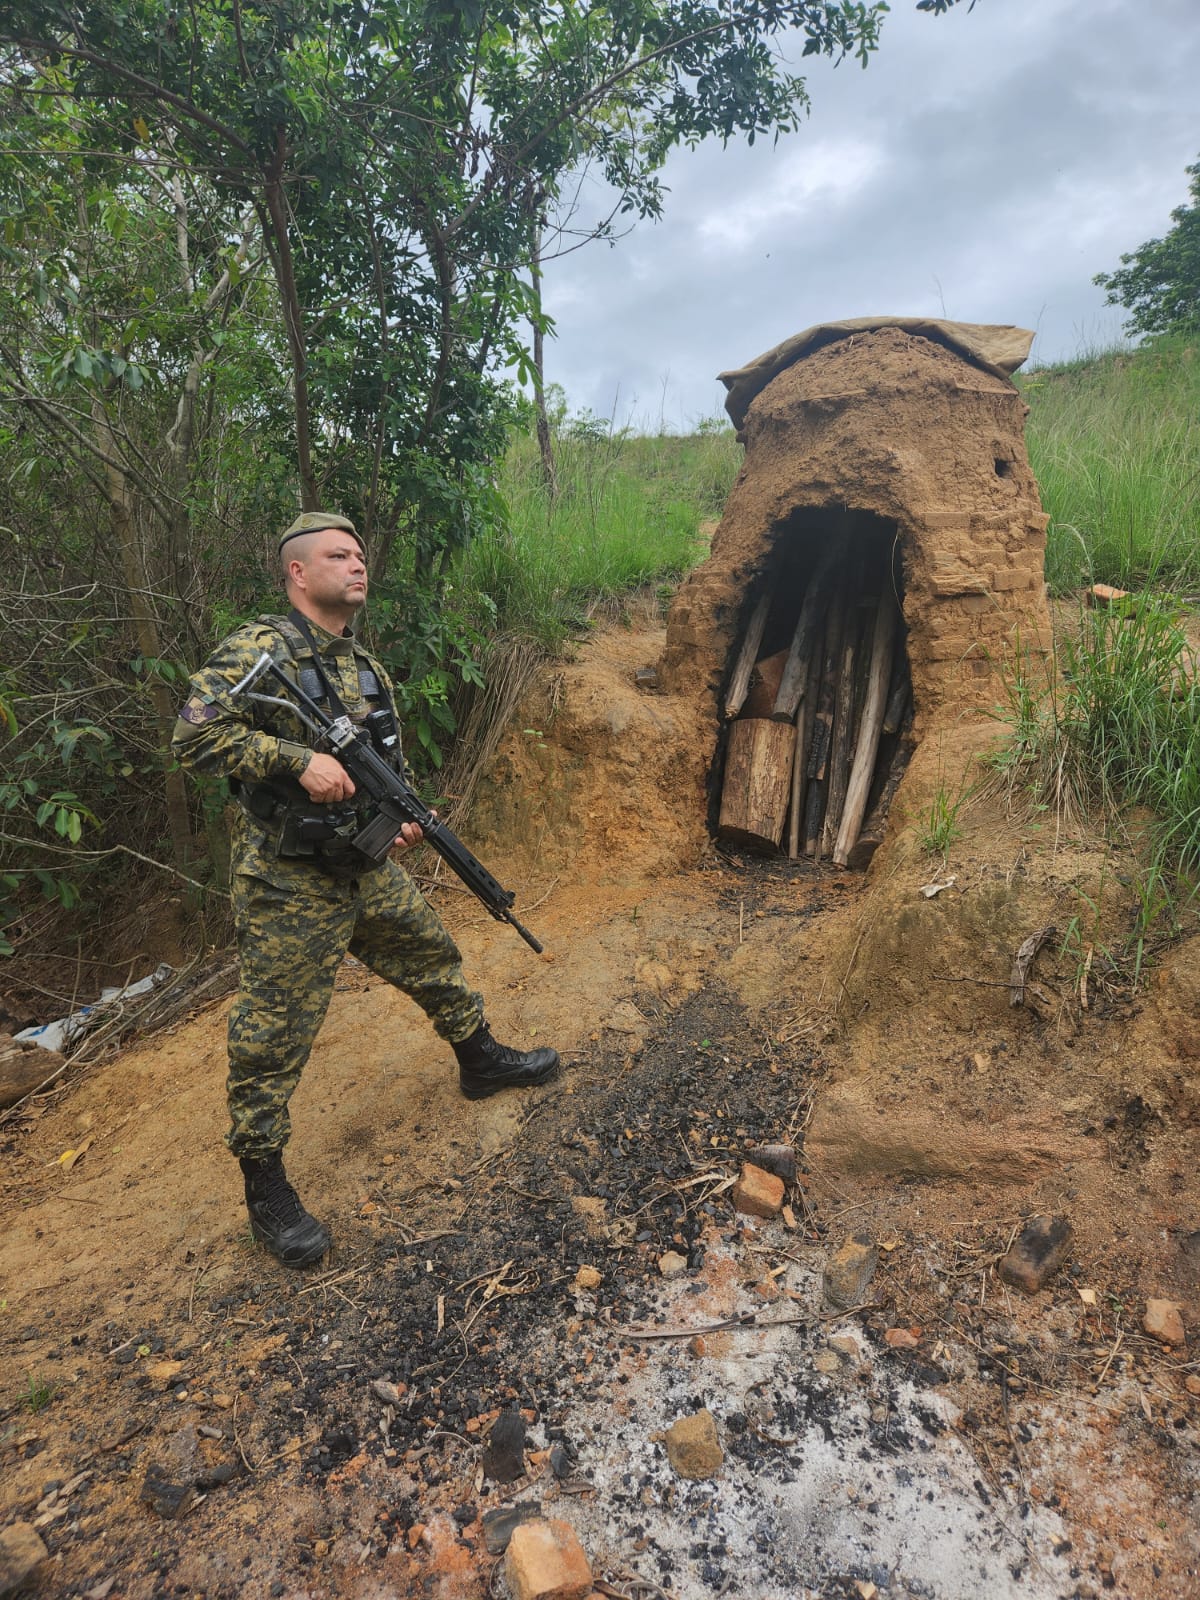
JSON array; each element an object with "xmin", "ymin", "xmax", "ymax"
[{"xmin": 538, "ymin": 0, "xmax": 1200, "ymax": 430}]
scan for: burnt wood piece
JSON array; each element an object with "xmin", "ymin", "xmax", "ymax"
[
  {"xmin": 845, "ymin": 727, "xmax": 914, "ymax": 870},
  {"xmin": 823, "ymin": 600, "xmax": 869, "ymax": 856},
  {"xmin": 803, "ymin": 591, "xmax": 846, "ymax": 859},
  {"xmin": 724, "ymin": 590, "xmax": 772, "ymax": 720},
  {"xmin": 786, "ymin": 630, "xmax": 824, "ymax": 860},
  {"xmin": 718, "ymin": 718, "xmax": 797, "ymax": 849},
  {"xmin": 772, "ymin": 544, "xmax": 839, "ymax": 722},
  {"xmin": 834, "ymin": 592, "xmax": 899, "ymax": 867},
  {"xmin": 883, "ymin": 673, "xmax": 910, "ymax": 736}
]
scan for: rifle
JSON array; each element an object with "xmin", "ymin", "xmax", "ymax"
[{"xmin": 229, "ymin": 651, "xmax": 544, "ymax": 953}]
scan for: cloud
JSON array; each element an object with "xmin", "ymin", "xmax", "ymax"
[
  {"xmin": 539, "ymin": 0, "xmax": 1200, "ymax": 427},
  {"xmin": 695, "ymin": 137, "xmax": 888, "ymax": 255}
]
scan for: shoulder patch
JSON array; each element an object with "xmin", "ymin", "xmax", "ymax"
[{"xmin": 179, "ymin": 695, "xmax": 220, "ymax": 725}]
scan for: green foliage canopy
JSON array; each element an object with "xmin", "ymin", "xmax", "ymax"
[{"xmin": 1094, "ymin": 156, "xmax": 1200, "ymax": 339}]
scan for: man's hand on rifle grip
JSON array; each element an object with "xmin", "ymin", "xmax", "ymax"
[{"xmin": 299, "ymin": 753, "xmax": 356, "ymax": 803}]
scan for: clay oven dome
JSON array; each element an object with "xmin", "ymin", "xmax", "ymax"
[{"xmin": 658, "ymin": 317, "xmax": 1054, "ymax": 864}]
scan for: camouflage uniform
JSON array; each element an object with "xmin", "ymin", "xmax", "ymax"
[{"xmin": 172, "ymin": 615, "xmax": 482, "ymax": 1158}]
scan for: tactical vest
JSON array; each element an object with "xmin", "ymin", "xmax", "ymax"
[{"xmin": 239, "ymin": 613, "xmax": 402, "ymax": 872}]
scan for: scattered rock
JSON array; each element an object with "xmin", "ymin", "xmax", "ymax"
[
  {"xmin": 573, "ymin": 1266, "xmax": 602, "ymax": 1292},
  {"xmin": 146, "ymin": 1360, "xmax": 186, "ymax": 1385},
  {"xmin": 370, "ymin": 1378, "xmax": 406, "ymax": 1407},
  {"xmin": 0, "ymin": 1522, "xmax": 49, "ymax": 1593},
  {"xmin": 482, "ymin": 1407, "xmax": 527, "ymax": 1483},
  {"xmin": 828, "ymin": 1334, "xmax": 864, "ymax": 1363},
  {"xmin": 732, "ymin": 1162, "xmax": 785, "ymax": 1220},
  {"xmin": 823, "ymin": 1233, "xmax": 878, "ymax": 1311},
  {"xmin": 1184, "ymin": 1375, "xmax": 1200, "ymax": 1397},
  {"xmin": 687, "ymin": 1335, "xmax": 707, "ymax": 1358},
  {"xmin": 884, "ymin": 1327, "xmax": 922, "ymax": 1351},
  {"xmin": 664, "ymin": 1409, "xmax": 723, "ymax": 1480},
  {"xmin": 1143, "ymin": 1298, "xmax": 1186, "ymax": 1347},
  {"xmin": 657, "ymin": 1250, "xmax": 688, "ymax": 1277},
  {"xmin": 1085, "ymin": 583, "xmax": 1133, "ymax": 610},
  {"xmin": 634, "ymin": 666, "xmax": 660, "ymax": 692},
  {"xmin": 812, "ymin": 1350, "xmax": 841, "ymax": 1374},
  {"xmin": 605, "ymin": 998, "xmax": 651, "ymax": 1035},
  {"xmin": 482, "ymin": 1501, "xmax": 543, "ymax": 1556},
  {"xmin": 996, "ymin": 1215, "xmax": 1073, "ymax": 1294},
  {"xmin": 0, "ymin": 1035, "xmax": 64, "ymax": 1110},
  {"xmin": 140, "ymin": 1461, "xmax": 195, "ymax": 1520},
  {"xmin": 504, "ymin": 1517, "xmax": 593, "ymax": 1600},
  {"xmin": 745, "ymin": 1143, "xmax": 798, "ymax": 1185}
]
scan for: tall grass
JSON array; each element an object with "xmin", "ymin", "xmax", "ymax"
[
  {"xmin": 453, "ymin": 421, "xmax": 742, "ymax": 646},
  {"xmin": 1021, "ymin": 336, "xmax": 1200, "ymax": 594},
  {"xmin": 994, "ymin": 598, "xmax": 1200, "ymax": 951}
]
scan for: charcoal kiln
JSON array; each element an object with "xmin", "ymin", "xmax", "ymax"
[{"xmin": 659, "ymin": 317, "xmax": 1054, "ymax": 868}]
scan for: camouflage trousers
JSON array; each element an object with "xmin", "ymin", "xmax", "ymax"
[{"xmin": 226, "ymin": 853, "xmax": 483, "ymax": 1158}]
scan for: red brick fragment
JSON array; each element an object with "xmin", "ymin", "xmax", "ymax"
[
  {"xmin": 733, "ymin": 1162, "xmax": 784, "ymax": 1219},
  {"xmin": 505, "ymin": 1518, "xmax": 593, "ymax": 1600}
]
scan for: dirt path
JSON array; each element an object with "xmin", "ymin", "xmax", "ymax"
[{"xmin": 1, "ymin": 618, "xmax": 1198, "ymax": 1600}]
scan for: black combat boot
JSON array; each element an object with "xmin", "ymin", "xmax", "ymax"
[
  {"xmin": 453, "ymin": 1023, "xmax": 559, "ymax": 1101},
  {"xmin": 239, "ymin": 1152, "xmax": 331, "ymax": 1268}
]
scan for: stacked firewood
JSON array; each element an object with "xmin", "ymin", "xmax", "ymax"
[{"xmin": 718, "ymin": 539, "xmax": 914, "ymax": 868}]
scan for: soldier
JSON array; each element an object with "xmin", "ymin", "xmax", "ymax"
[{"xmin": 173, "ymin": 512, "xmax": 559, "ymax": 1269}]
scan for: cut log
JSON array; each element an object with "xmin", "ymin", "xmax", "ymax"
[
  {"xmin": 724, "ymin": 590, "xmax": 772, "ymax": 720},
  {"xmin": 804, "ymin": 592, "xmax": 846, "ymax": 858},
  {"xmin": 772, "ymin": 545, "xmax": 838, "ymax": 722},
  {"xmin": 719, "ymin": 719, "xmax": 797, "ymax": 850},
  {"xmin": 823, "ymin": 601, "xmax": 868, "ymax": 855},
  {"xmin": 834, "ymin": 593, "xmax": 899, "ymax": 866}
]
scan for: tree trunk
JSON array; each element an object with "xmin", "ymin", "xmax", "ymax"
[
  {"xmin": 262, "ymin": 134, "xmax": 317, "ymax": 511},
  {"xmin": 530, "ymin": 225, "xmax": 558, "ymax": 499},
  {"xmin": 91, "ymin": 398, "xmax": 194, "ymax": 874}
]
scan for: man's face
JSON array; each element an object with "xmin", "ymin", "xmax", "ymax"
[{"xmin": 289, "ymin": 529, "xmax": 368, "ymax": 612}]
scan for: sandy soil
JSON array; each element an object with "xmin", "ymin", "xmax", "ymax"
[{"xmin": 1, "ymin": 612, "xmax": 1197, "ymax": 1600}]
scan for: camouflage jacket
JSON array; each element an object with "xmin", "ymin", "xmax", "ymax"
[{"xmin": 172, "ymin": 614, "xmax": 403, "ymax": 876}]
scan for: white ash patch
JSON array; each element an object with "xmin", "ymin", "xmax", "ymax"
[{"xmin": 541, "ymin": 1230, "xmax": 1076, "ymax": 1600}]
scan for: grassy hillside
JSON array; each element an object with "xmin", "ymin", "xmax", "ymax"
[
  {"xmin": 1021, "ymin": 336, "xmax": 1200, "ymax": 595},
  {"xmin": 470, "ymin": 335, "xmax": 1199, "ymax": 649},
  {"xmin": 456, "ymin": 421, "xmax": 742, "ymax": 647}
]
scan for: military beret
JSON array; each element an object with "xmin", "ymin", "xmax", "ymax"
[{"xmin": 278, "ymin": 511, "xmax": 364, "ymax": 555}]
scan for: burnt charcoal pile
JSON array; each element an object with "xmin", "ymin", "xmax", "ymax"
[
  {"xmin": 718, "ymin": 512, "xmax": 914, "ymax": 869},
  {"xmin": 19, "ymin": 985, "xmax": 818, "ymax": 1599}
]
